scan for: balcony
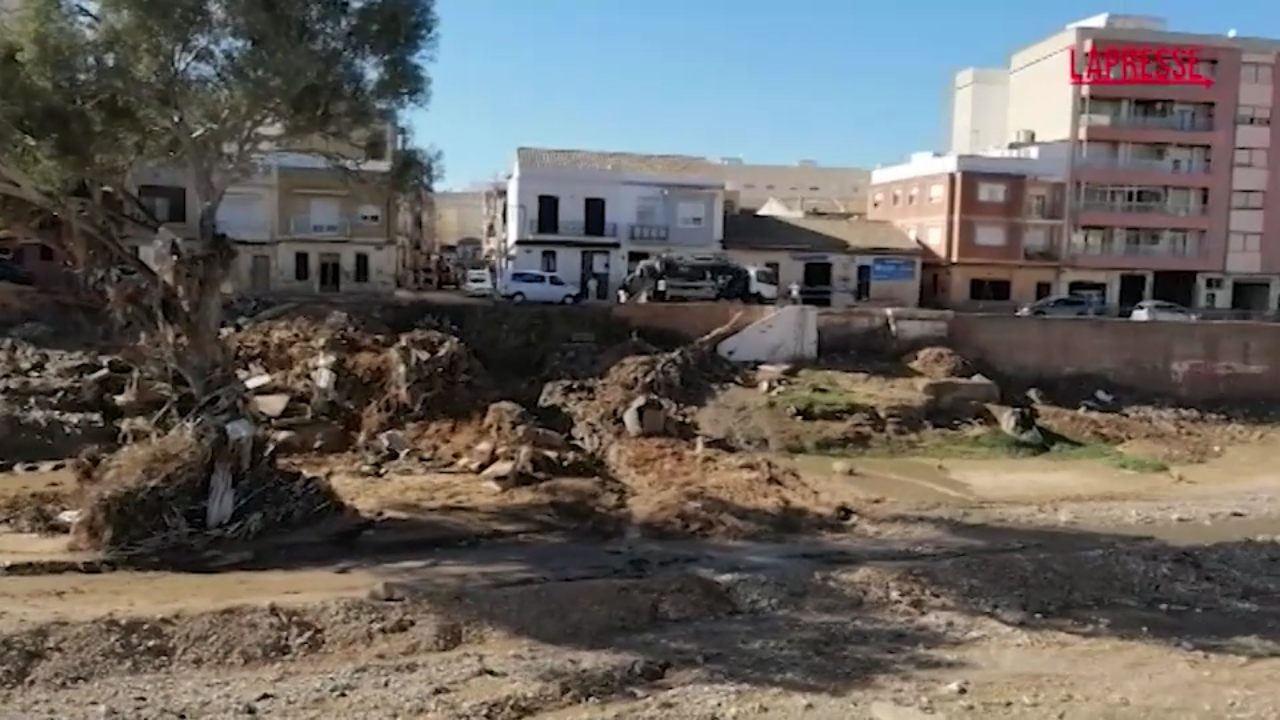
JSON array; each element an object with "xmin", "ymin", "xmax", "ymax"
[
  {"xmin": 1080, "ymin": 114, "xmax": 1214, "ymax": 132},
  {"xmin": 527, "ymin": 219, "xmax": 618, "ymax": 238},
  {"xmin": 289, "ymin": 215, "xmax": 351, "ymax": 237},
  {"xmin": 1022, "ymin": 246, "xmax": 1060, "ymax": 262},
  {"xmin": 1024, "ymin": 201, "xmax": 1063, "ymax": 220},
  {"xmin": 1076, "ymin": 200, "xmax": 1207, "ymax": 216},
  {"xmin": 1075, "ymin": 156, "xmax": 1211, "ymax": 174},
  {"xmin": 629, "ymin": 224, "xmax": 671, "ymax": 241},
  {"xmin": 1070, "ymin": 238, "xmax": 1202, "ymax": 258}
]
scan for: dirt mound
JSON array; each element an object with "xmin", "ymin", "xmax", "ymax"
[
  {"xmin": 233, "ymin": 315, "xmax": 491, "ymax": 438},
  {"xmin": 607, "ymin": 438, "xmax": 836, "ymax": 538},
  {"xmin": 1036, "ymin": 405, "xmax": 1258, "ymax": 462},
  {"xmin": 71, "ymin": 425, "xmax": 349, "ymax": 555},
  {"xmin": 904, "ymin": 346, "xmax": 973, "ymax": 379}
]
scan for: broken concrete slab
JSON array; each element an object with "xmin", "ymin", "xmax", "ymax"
[{"xmin": 251, "ymin": 393, "xmax": 292, "ymax": 418}]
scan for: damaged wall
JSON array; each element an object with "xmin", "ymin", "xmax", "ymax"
[{"xmin": 613, "ymin": 302, "xmax": 1280, "ymax": 403}]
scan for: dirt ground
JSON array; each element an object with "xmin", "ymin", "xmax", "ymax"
[{"xmin": 6, "ymin": 320, "xmax": 1280, "ymax": 717}]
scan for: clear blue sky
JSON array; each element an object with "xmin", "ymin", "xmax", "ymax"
[{"xmin": 414, "ymin": 0, "xmax": 1280, "ymax": 189}]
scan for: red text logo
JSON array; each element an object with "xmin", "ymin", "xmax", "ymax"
[{"xmin": 1069, "ymin": 46, "xmax": 1213, "ymax": 87}]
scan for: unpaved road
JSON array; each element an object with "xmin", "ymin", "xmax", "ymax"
[{"xmin": 5, "ymin": 448, "xmax": 1280, "ymax": 718}]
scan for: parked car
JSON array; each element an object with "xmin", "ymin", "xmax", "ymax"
[
  {"xmin": 462, "ymin": 268, "xmax": 494, "ymax": 297},
  {"xmin": 498, "ymin": 270, "xmax": 581, "ymax": 304},
  {"xmin": 1129, "ymin": 300, "xmax": 1199, "ymax": 322},
  {"xmin": 0, "ymin": 260, "xmax": 34, "ymax": 286},
  {"xmin": 1015, "ymin": 294, "xmax": 1105, "ymax": 318}
]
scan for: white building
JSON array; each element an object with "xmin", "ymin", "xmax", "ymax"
[{"xmin": 504, "ymin": 148, "xmax": 727, "ymax": 300}]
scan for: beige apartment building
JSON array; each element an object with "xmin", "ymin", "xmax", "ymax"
[
  {"xmin": 942, "ymin": 12, "xmax": 1280, "ymax": 312},
  {"xmin": 432, "ymin": 190, "xmax": 489, "ymax": 261}
]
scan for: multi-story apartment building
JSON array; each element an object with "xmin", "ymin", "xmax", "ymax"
[
  {"xmin": 505, "ymin": 148, "xmax": 727, "ymax": 300},
  {"xmin": 126, "ymin": 123, "xmax": 403, "ymax": 294},
  {"xmin": 945, "ymin": 12, "xmax": 1280, "ymax": 312},
  {"xmin": 869, "ymin": 146, "xmax": 1068, "ymax": 308},
  {"xmin": 432, "ymin": 190, "xmax": 487, "ymax": 261}
]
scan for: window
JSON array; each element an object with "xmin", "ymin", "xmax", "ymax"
[
  {"xmin": 1232, "ymin": 190, "xmax": 1265, "ymax": 209},
  {"xmin": 891, "ymin": 190, "xmax": 902, "ymax": 206},
  {"xmin": 928, "ymin": 184, "xmax": 944, "ymax": 203},
  {"xmin": 872, "ymin": 193, "xmax": 884, "ymax": 208},
  {"xmin": 1234, "ymin": 148, "xmax": 1268, "ymax": 167},
  {"xmin": 1035, "ymin": 282, "xmax": 1052, "ymax": 300},
  {"xmin": 1242, "ymin": 62, "xmax": 1274, "ymax": 84},
  {"xmin": 808, "ymin": 186, "xmax": 821, "ymax": 191},
  {"xmin": 294, "ymin": 252, "xmax": 309, "ymax": 281},
  {"xmin": 977, "ymin": 182, "xmax": 1007, "ymax": 203},
  {"xmin": 38, "ymin": 245, "xmax": 53, "ymax": 261},
  {"xmin": 549, "ymin": 276, "xmax": 565, "ymax": 286},
  {"xmin": 1229, "ymin": 232, "xmax": 1262, "ymax": 252},
  {"xmin": 968, "ymin": 279, "xmax": 1012, "ymax": 302},
  {"xmin": 974, "ymin": 224, "xmax": 1007, "ymax": 246},
  {"xmin": 357, "ymin": 205, "xmax": 381, "ymax": 225},
  {"xmin": 364, "ymin": 133, "xmax": 388, "ymax": 161},
  {"xmin": 354, "ymin": 253, "xmax": 369, "ymax": 282},
  {"xmin": 512, "ymin": 272, "xmax": 546, "ymax": 284},
  {"xmin": 924, "ymin": 226, "xmax": 943, "ymax": 247},
  {"xmin": 1238, "ymin": 105, "xmax": 1272, "ymax": 126},
  {"xmin": 675, "ymin": 201, "xmax": 705, "ymax": 228},
  {"xmin": 137, "ymin": 184, "xmax": 188, "ymax": 224},
  {"xmin": 907, "ymin": 187, "xmax": 919, "ymax": 205},
  {"xmin": 540, "ymin": 250, "xmax": 557, "ymax": 272},
  {"xmin": 636, "ymin": 196, "xmax": 662, "ymax": 225}
]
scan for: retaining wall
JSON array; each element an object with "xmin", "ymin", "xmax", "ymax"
[{"xmin": 614, "ymin": 303, "xmax": 1280, "ymax": 403}]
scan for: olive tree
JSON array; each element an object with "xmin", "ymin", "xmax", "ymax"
[{"xmin": 0, "ymin": 0, "xmax": 439, "ymax": 404}]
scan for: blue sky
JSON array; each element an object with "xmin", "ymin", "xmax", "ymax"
[{"xmin": 414, "ymin": 0, "xmax": 1280, "ymax": 189}]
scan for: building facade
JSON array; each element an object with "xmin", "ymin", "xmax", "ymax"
[
  {"xmin": 870, "ymin": 146, "xmax": 1068, "ymax": 308},
  {"xmin": 941, "ymin": 13, "xmax": 1280, "ymax": 312},
  {"xmin": 125, "ymin": 122, "xmax": 403, "ymax": 295},
  {"xmin": 505, "ymin": 148, "xmax": 726, "ymax": 300}
]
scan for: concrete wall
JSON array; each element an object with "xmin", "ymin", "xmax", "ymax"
[{"xmin": 612, "ymin": 302, "xmax": 1280, "ymax": 403}]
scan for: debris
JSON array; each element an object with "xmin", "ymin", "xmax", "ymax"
[
  {"xmin": 904, "ymin": 346, "xmax": 973, "ymax": 379},
  {"xmin": 250, "ymin": 393, "xmax": 291, "ymax": 418}
]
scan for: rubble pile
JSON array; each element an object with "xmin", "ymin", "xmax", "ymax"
[
  {"xmin": 539, "ymin": 318, "xmax": 747, "ymax": 455},
  {"xmin": 903, "ymin": 346, "xmax": 974, "ymax": 380},
  {"xmin": 71, "ymin": 422, "xmax": 349, "ymax": 555},
  {"xmin": 451, "ymin": 400, "xmax": 596, "ymax": 489},
  {"xmin": 232, "ymin": 314, "xmax": 492, "ymax": 439}
]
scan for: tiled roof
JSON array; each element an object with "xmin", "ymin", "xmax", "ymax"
[
  {"xmin": 723, "ymin": 212, "xmax": 920, "ymax": 254},
  {"xmin": 515, "ymin": 147, "xmax": 714, "ymax": 176}
]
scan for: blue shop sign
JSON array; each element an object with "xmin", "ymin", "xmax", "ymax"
[{"xmin": 870, "ymin": 258, "xmax": 916, "ymax": 282}]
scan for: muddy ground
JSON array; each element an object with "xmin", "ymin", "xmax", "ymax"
[{"xmin": 3, "ymin": 296, "xmax": 1280, "ymax": 718}]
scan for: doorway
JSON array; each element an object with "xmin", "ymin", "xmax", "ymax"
[
  {"xmin": 802, "ymin": 261, "xmax": 833, "ymax": 306},
  {"xmin": 249, "ymin": 254, "xmax": 271, "ymax": 292},
  {"xmin": 318, "ymin": 253, "xmax": 341, "ymax": 293},
  {"xmin": 536, "ymin": 195, "xmax": 560, "ymax": 234},
  {"xmin": 584, "ymin": 198, "xmax": 607, "ymax": 237},
  {"xmin": 579, "ymin": 250, "xmax": 610, "ymax": 300},
  {"xmin": 1118, "ymin": 273, "xmax": 1148, "ymax": 312}
]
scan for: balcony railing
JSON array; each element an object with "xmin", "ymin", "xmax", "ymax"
[
  {"xmin": 527, "ymin": 219, "xmax": 618, "ymax": 238},
  {"xmin": 1076, "ymin": 200, "xmax": 1208, "ymax": 216},
  {"xmin": 630, "ymin": 224, "xmax": 671, "ymax": 241},
  {"xmin": 1022, "ymin": 246, "xmax": 1060, "ymax": 261},
  {"xmin": 1075, "ymin": 156, "xmax": 1212, "ymax": 174},
  {"xmin": 288, "ymin": 215, "xmax": 350, "ymax": 236},
  {"xmin": 1080, "ymin": 114, "xmax": 1214, "ymax": 132},
  {"xmin": 1024, "ymin": 204, "xmax": 1063, "ymax": 220},
  {"xmin": 1069, "ymin": 239, "xmax": 1202, "ymax": 258}
]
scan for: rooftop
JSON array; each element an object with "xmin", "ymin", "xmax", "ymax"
[{"xmin": 723, "ymin": 212, "xmax": 920, "ymax": 255}]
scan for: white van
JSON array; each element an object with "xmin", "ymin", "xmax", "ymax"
[
  {"xmin": 746, "ymin": 266, "xmax": 779, "ymax": 304},
  {"xmin": 463, "ymin": 269, "xmax": 494, "ymax": 297}
]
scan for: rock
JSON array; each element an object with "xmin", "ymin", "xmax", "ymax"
[
  {"xmin": 251, "ymin": 393, "xmax": 292, "ymax": 419},
  {"xmin": 268, "ymin": 421, "xmax": 347, "ymax": 455},
  {"xmin": 517, "ymin": 426, "xmax": 569, "ymax": 450},
  {"xmin": 622, "ymin": 395, "xmax": 668, "ymax": 437},
  {"xmin": 831, "ymin": 460, "xmax": 856, "ymax": 475},
  {"xmin": 480, "ymin": 459, "xmax": 519, "ymax": 482},
  {"xmin": 375, "ymin": 429, "xmax": 408, "ymax": 458},
  {"xmin": 483, "ymin": 400, "xmax": 532, "ymax": 437},
  {"xmin": 918, "ymin": 375, "xmax": 1000, "ymax": 411},
  {"xmin": 458, "ymin": 441, "xmax": 496, "ymax": 471}
]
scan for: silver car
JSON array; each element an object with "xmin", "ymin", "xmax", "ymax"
[
  {"xmin": 1129, "ymin": 300, "xmax": 1199, "ymax": 322},
  {"xmin": 1015, "ymin": 295, "xmax": 1104, "ymax": 317}
]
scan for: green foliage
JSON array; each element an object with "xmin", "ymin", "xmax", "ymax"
[{"xmin": 0, "ymin": 0, "xmax": 439, "ymax": 202}]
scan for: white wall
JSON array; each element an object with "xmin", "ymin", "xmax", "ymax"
[
  {"xmin": 507, "ymin": 167, "xmax": 725, "ymax": 248},
  {"xmin": 950, "ymin": 68, "xmax": 1009, "ymax": 153}
]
